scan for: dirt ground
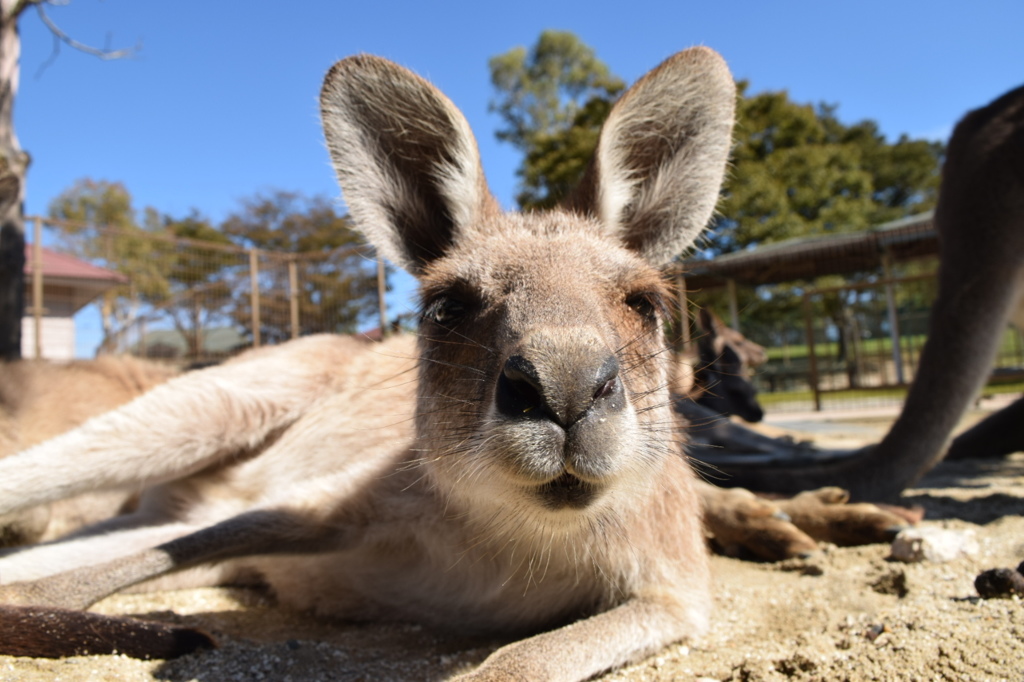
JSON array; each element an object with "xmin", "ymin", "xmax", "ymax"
[{"xmin": 2, "ymin": 405, "xmax": 1022, "ymax": 682}]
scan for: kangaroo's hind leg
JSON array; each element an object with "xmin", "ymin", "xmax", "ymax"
[
  {"xmin": 0, "ymin": 507, "xmax": 352, "ymax": 611},
  {"xmin": 0, "ymin": 506, "xmax": 356, "ymax": 659}
]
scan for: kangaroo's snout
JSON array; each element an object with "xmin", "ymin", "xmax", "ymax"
[
  {"xmin": 484, "ymin": 328, "xmax": 638, "ymax": 501},
  {"xmin": 496, "ymin": 350, "xmax": 623, "ymax": 428}
]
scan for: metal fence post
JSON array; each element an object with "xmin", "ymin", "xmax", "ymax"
[
  {"xmin": 726, "ymin": 278, "xmax": 740, "ymax": 331},
  {"xmin": 249, "ymin": 248, "xmax": 261, "ymax": 347},
  {"xmin": 881, "ymin": 252, "xmax": 906, "ymax": 385}
]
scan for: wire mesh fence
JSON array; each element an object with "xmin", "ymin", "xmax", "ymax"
[
  {"xmin": 684, "ymin": 269, "xmax": 1024, "ymax": 413},
  {"xmin": 25, "ymin": 214, "xmax": 1024, "ymax": 413},
  {"xmin": 25, "ymin": 216, "xmax": 387, "ymax": 365}
]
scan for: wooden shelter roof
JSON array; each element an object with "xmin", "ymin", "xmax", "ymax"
[{"xmin": 676, "ymin": 212, "xmax": 937, "ymax": 290}]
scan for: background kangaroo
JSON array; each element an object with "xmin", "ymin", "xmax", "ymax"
[
  {"xmin": 0, "ymin": 48, "xmax": 734, "ymax": 679},
  {"xmin": 673, "ymin": 307, "xmax": 767, "ymax": 424}
]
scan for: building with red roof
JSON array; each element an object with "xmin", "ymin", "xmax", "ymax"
[{"xmin": 22, "ymin": 245, "xmax": 127, "ymax": 359}]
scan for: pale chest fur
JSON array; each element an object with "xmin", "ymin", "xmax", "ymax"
[{"xmin": 253, "ymin": 451, "xmax": 706, "ymax": 636}]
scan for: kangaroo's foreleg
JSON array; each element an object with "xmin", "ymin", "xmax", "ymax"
[{"xmin": 451, "ymin": 596, "xmax": 702, "ymax": 682}]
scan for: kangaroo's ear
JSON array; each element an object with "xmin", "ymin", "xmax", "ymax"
[
  {"xmin": 697, "ymin": 307, "xmax": 719, "ymax": 336},
  {"xmin": 567, "ymin": 47, "xmax": 735, "ymax": 266},
  {"xmin": 320, "ymin": 55, "xmax": 498, "ymax": 276}
]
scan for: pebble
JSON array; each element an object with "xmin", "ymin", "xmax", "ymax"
[{"xmin": 889, "ymin": 527, "xmax": 979, "ymax": 563}]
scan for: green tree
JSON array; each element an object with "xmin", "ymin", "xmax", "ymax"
[
  {"xmin": 489, "ymin": 33, "xmax": 943, "ymax": 251},
  {"xmin": 489, "ymin": 30, "xmax": 624, "ymax": 209},
  {"xmin": 708, "ymin": 85, "xmax": 944, "ymax": 254},
  {"xmin": 48, "ymin": 179, "xmax": 171, "ymax": 350},
  {"xmin": 50, "ymin": 179, "xmax": 241, "ymax": 359},
  {"xmin": 158, "ymin": 211, "xmax": 235, "ymax": 359},
  {"xmin": 220, "ymin": 190, "xmax": 381, "ymax": 343}
]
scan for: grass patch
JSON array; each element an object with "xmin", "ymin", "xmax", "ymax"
[
  {"xmin": 759, "ymin": 379, "xmax": 1023, "ymax": 410},
  {"xmin": 762, "ymin": 328, "xmax": 1021, "ymax": 364}
]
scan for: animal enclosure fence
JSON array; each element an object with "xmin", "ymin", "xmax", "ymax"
[
  {"xmin": 25, "ymin": 214, "xmax": 1024, "ymax": 413},
  {"xmin": 24, "ymin": 216, "xmax": 388, "ymax": 364},
  {"xmin": 677, "ymin": 214, "xmax": 1024, "ymax": 413}
]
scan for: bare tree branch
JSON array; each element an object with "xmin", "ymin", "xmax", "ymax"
[{"xmin": 34, "ymin": 1, "xmax": 139, "ymax": 78}]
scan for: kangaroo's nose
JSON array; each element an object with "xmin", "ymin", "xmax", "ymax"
[{"xmin": 496, "ymin": 352, "xmax": 623, "ymax": 427}]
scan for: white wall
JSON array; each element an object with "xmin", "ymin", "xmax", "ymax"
[{"xmin": 21, "ymin": 316, "xmax": 76, "ymax": 361}]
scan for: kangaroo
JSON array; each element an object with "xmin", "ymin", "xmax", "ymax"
[
  {"xmin": 673, "ymin": 307, "xmax": 767, "ymax": 424},
  {"xmin": 719, "ymin": 83, "xmax": 1024, "ymax": 501},
  {"xmin": 0, "ymin": 48, "xmax": 737, "ymax": 677},
  {"xmin": 0, "ymin": 49, "xmax": 911, "ymax": 672}
]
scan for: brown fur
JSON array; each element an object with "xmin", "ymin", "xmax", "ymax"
[
  {"xmin": 0, "ymin": 605, "xmax": 213, "ymax": 658},
  {"xmin": 0, "ymin": 356, "xmax": 178, "ymax": 545},
  {"xmin": 674, "ymin": 308, "xmax": 767, "ymax": 423},
  {"xmin": 0, "ymin": 355, "xmax": 177, "ymax": 456}
]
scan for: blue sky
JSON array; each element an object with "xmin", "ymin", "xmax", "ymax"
[{"xmin": 16, "ymin": 0, "xmax": 1024, "ymax": 356}]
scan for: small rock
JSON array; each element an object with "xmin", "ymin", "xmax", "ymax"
[
  {"xmin": 889, "ymin": 527, "xmax": 979, "ymax": 563},
  {"xmin": 870, "ymin": 568, "xmax": 909, "ymax": 597},
  {"xmin": 975, "ymin": 567, "xmax": 1024, "ymax": 598},
  {"xmin": 864, "ymin": 623, "xmax": 890, "ymax": 641}
]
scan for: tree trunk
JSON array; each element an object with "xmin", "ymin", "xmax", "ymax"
[{"xmin": 0, "ymin": 1, "xmax": 30, "ymax": 361}]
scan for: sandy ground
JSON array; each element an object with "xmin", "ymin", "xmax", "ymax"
[{"xmin": 2, "ymin": 405, "xmax": 1022, "ymax": 682}]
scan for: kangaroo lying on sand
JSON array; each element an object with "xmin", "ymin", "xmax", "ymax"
[
  {"xmin": 721, "ymin": 83, "xmax": 1024, "ymax": 502},
  {"xmin": 0, "ymin": 49, "xmax": 904, "ymax": 674},
  {"xmin": 0, "ymin": 49, "xmax": 732, "ymax": 677}
]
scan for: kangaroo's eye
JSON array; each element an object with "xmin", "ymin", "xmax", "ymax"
[
  {"xmin": 625, "ymin": 292, "xmax": 661, "ymax": 323},
  {"xmin": 422, "ymin": 296, "xmax": 467, "ymax": 326}
]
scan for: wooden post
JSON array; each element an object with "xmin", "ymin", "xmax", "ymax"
[
  {"xmin": 249, "ymin": 249, "xmax": 261, "ymax": 348},
  {"xmin": 288, "ymin": 257, "xmax": 299, "ymax": 340},
  {"xmin": 674, "ymin": 271, "xmax": 690, "ymax": 352},
  {"xmin": 32, "ymin": 216, "xmax": 43, "ymax": 359},
  {"xmin": 377, "ymin": 257, "xmax": 388, "ymax": 339},
  {"xmin": 803, "ymin": 292, "xmax": 822, "ymax": 412},
  {"xmin": 726, "ymin": 278, "xmax": 740, "ymax": 331}
]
